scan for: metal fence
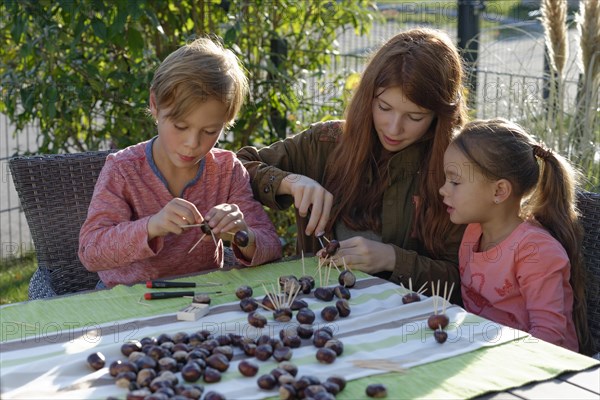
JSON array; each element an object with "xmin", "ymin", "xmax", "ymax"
[{"xmin": 1, "ymin": 3, "xmax": 593, "ymax": 260}]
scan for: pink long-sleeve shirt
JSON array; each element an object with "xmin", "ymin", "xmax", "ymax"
[
  {"xmin": 79, "ymin": 138, "xmax": 282, "ymax": 287},
  {"xmin": 459, "ymin": 221, "xmax": 578, "ymax": 352}
]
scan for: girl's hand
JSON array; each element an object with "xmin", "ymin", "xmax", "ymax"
[
  {"xmin": 280, "ymin": 174, "xmax": 333, "ymax": 236},
  {"xmin": 147, "ymin": 198, "xmax": 202, "ymax": 240},
  {"xmin": 317, "ymin": 236, "xmax": 396, "ymax": 274}
]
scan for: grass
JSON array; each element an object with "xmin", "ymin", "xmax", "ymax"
[{"xmin": 0, "ymin": 252, "xmax": 36, "ymax": 305}]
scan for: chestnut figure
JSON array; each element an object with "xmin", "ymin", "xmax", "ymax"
[
  {"xmin": 427, "ymin": 313, "xmax": 449, "ymax": 330},
  {"xmin": 366, "ymin": 383, "xmax": 388, "ymax": 398},
  {"xmin": 234, "ymin": 230, "xmax": 250, "ymax": 247},
  {"xmin": 238, "ymin": 359, "xmax": 259, "ymax": 377},
  {"xmin": 402, "ymin": 292, "xmax": 421, "ymax": 304},
  {"xmin": 316, "ymin": 348, "xmax": 337, "ymax": 364},
  {"xmin": 434, "ymin": 328, "xmax": 448, "ymax": 344},
  {"xmin": 296, "ymin": 308, "xmax": 316, "ymax": 324},
  {"xmin": 338, "ymin": 270, "xmax": 356, "ymax": 288},
  {"xmin": 325, "ymin": 239, "xmax": 340, "ymax": 256},
  {"xmin": 240, "ymin": 297, "xmax": 259, "ymax": 312},
  {"xmin": 314, "ymin": 287, "xmax": 334, "ymax": 302},
  {"xmin": 248, "ymin": 311, "xmax": 267, "ymax": 328},
  {"xmin": 87, "ymin": 352, "xmax": 106, "ymax": 370},
  {"xmin": 236, "ymin": 285, "xmax": 253, "ymax": 300},
  {"xmin": 321, "ymin": 305, "xmax": 339, "ymax": 322},
  {"xmin": 257, "ymin": 373, "xmax": 278, "ymax": 390}
]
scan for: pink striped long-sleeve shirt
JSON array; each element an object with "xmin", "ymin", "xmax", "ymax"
[{"xmin": 79, "ymin": 138, "xmax": 282, "ymax": 287}]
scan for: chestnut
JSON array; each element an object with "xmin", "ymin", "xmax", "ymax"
[
  {"xmin": 203, "ymin": 367, "xmax": 222, "ymax": 383},
  {"xmin": 434, "ymin": 329, "xmax": 448, "ymax": 344},
  {"xmin": 297, "ymin": 324, "xmax": 314, "ymax": 339},
  {"xmin": 324, "ymin": 339, "xmax": 344, "ymax": 356},
  {"xmin": 109, "ymin": 360, "xmax": 138, "ymax": 377},
  {"xmin": 206, "ymin": 353, "xmax": 230, "ymax": 372},
  {"xmin": 427, "ymin": 313, "xmax": 449, "ymax": 330},
  {"xmin": 156, "ymin": 333, "xmax": 173, "ymax": 344},
  {"xmin": 279, "ymin": 383, "xmax": 297, "ymax": 400},
  {"xmin": 299, "ymin": 279, "xmax": 313, "ymax": 294},
  {"xmin": 273, "ymin": 307, "xmax": 293, "ymax": 322},
  {"xmin": 257, "ymin": 373, "xmax": 277, "ymax": 390},
  {"xmin": 321, "ymin": 305, "xmax": 339, "ymax": 322},
  {"xmin": 322, "ymin": 380, "xmax": 341, "ymax": 395},
  {"xmin": 325, "ymin": 239, "xmax": 340, "ymax": 256},
  {"xmin": 234, "ymin": 230, "xmax": 249, "ymax": 247},
  {"xmin": 327, "ymin": 375, "xmax": 346, "ymax": 391},
  {"xmin": 236, "ymin": 285, "xmax": 253, "ymax": 300},
  {"xmin": 304, "ymin": 384, "xmax": 327, "ymax": 397},
  {"xmin": 204, "ymin": 391, "xmax": 226, "ymax": 400},
  {"xmin": 115, "ymin": 371, "xmax": 137, "ymax": 388},
  {"xmin": 366, "ymin": 383, "xmax": 388, "ymax": 398},
  {"xmin": 296, "ymin": 307, "xmax": 316, "ymax": 324},
  {"xmin": 255, "ymin": 344, "xmax": 274, "ymax": 361},
  {"xmin": 200, "ymin": 222, "xmax": 212, "ymax": 235},
  {"xmin": 336, "ymin": 299, "xmax": 351, "ymax": 317},
  {"xmin": 333, "ymin": 285, "xmax": 351, "ymax": 300},
  {"xmin": 273, "ymin": 346, "xmax": 293, "ymax": 362},
  {"xmin": 192, "ymin": 294, "xmax": 211, "ymax": 305},
  {"xmin": 121, "ymin": 340, "xmax": 143, "ymax": 356},
  {"xmin": 402, "ymin": 292, "xmax": 421, "ymax": 304},
  {"xmin": 248, "ymin": 311, "xmax": 267, "ymax": 328},
  {"xmin": 278, "ymin": 361, "xmax": 298, "ymax": 377},
  {"xmin": 243, "ymin": 342, "xmax": 257, "ymax": 357},
  {"xmin": 238, "ymin": 359, "xmax": 259, "ymax": 377},
  {"xmin": 135, "ymin": 355, "xmax": 157, "ymax": 370},
  {"xmin": 87, "ymin": 352, "xmax": 106, "ymax": 370},
  {"xmin": 338, "ymin": 270, "xmax": 356, "ymax": 288},
  {"xmin": 314, "ymin": 287, "xmax": 334, "ymax": 301},
  {"xmin": 313, "ymin": 330, "xmax": 333, "ymax": 348},
  {"xmin": 291, "ymin": 299, "xmax": 308, "ymax": 310},
  {"xmin": 282, "ymin": 334, "xmax": 302, "ymax": 348},
  {"xmin": 136, "ymin": 367, "xmax": 157, "ymax": 387},
  {"xmin": 240, "ymin": 298, "xmax": 258, "ymax": 312},
  {"xmin": 157, "ymin": 357, "xmax": 177, "ymax": 372},
  {"xmin": 181, "ymin": 362, "xmax": 202, "ymax": 382}
]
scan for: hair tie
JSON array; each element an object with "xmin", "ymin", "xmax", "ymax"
[{"xmin": 532, "ymin": 144, "xmax": 552, "ymax": 160}]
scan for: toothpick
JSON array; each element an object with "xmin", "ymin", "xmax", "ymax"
[
  {"xmin": 289, "ymin": 286, "xmax": 301, "ymax": 306},
  {"xmin": 262, "ymin": 284, "xmax": 278, "ymax": 310},
  {"xmin": 416, "ymin": 281, "xmax": 428, "ymax": 295},
  {"xmin": 188, "ymin": 233, "xmax": 207, "ymax": 254},
  {"xmin": 325, "ymin": 262, "xmax": 332, "ymax": 286},
  {"xmin": 443, "ymin": 282, "xmax": 448, "ymax": 314},
  {"xmin": 330, "ymin": 258, "xmax": 340, "ymax": 273},
  {"xmin": 317, "ymin": 236, "xmax": 326, "ymax": 249},
  {"xmin": 409, "ymin": 278, "xmax": 413, "ymax": 293},
  {"xmin": 352, "ymin": 359, "xmax": 406, "ymax": 373},
  {"xmin": 322, "ymin": 235, "xmax": 331, "ymax": 244},
  {"xmin": 301, "ymin": 250, "xmax": 305, "ymax": 276},
  {"xmin": 342, "ymin": 257, "xmax": 348, "ymax": 271},
  {"xmin": 256, "ymin": 301, "xmax": 275, "ymax": 312}
]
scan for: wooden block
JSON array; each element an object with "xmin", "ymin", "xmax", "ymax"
[{"xmin": 177, "ymin": 303, "xmax": 210, "ymax": 321}]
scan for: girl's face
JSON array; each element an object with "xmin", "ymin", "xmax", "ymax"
[
  {"xmin": 150, "ymin": 93, "xmax": 227, "ymax": 172},
  {"xmin": 372, "ymin": 86, "xmax": 435, "ymax": 152},
  {"xmin": 439, "ymin": 144, "xmax": 497, "ymax": 225}
]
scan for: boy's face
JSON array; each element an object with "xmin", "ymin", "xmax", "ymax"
[{"xmin": 150, "ymin": 93, "xmax": 227, "ymax": 171}]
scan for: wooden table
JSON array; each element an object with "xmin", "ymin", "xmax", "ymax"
[{"xmin": 1, "ymin": 258, "xmax": 598, "ymax": 399}]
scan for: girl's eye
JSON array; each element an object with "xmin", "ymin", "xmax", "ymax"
[{"xmin": 377, "ymin": 103, "xmax": 391, "ymax": 112}]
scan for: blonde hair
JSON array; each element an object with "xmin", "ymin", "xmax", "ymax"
[
  {"xmin": 150, "ymin": 37, "xmax": 248, "ymax": 127},
  {"xmin": 453, "ymin": 118, "xmax": 591, "ymax": 354}
]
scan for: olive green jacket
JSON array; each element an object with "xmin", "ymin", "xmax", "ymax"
[{"xmin": 237, "ymin": 120, "xmax": 464, "ymax": 303}]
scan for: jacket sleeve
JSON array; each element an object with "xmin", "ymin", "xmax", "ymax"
[
  {"xmin": 236, "ymin": 122, "xmax": 338, "ymax": 210},
  {"xmin": 228, "ymin": 157, "xmax": 282, "ymax": 266},
  {"xmin": 78, "ymin": 157, "xmax": 163, "ymax": 271},
  {"xmin": 389, "ymin": 224, "xmax": 464, "ymax": 305}
]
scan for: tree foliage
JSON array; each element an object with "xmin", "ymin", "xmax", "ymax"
[{"xmin": 0, "ymin": 0, "xmax": 375, "ymax": 153}]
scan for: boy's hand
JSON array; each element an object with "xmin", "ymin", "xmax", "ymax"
[
  {"xmin": 147, "ymin": 198, "xmax": 202, "ymax": 240},
  {"xmin": 280, "ymin": 174, "xmax": 333, "ymax": 237},
  {"xmin": 205, "ymin": 204, "xmax": 256, "ymax": 259}
]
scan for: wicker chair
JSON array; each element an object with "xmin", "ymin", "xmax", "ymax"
[
  {"xmin": 578, "ymin": 191, "xmax": 600, "ymax": 358},
  {"xmin": 9, "ymin": 150, "xmax": 117, "ymax": 299}
]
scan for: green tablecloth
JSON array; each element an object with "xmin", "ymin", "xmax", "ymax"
[{"xmin": 1, "ymin": 258, "xmax": 598, "ymax": 399}]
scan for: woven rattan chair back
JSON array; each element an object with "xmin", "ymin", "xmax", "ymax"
[
  {"xmin": 9, "ymin": 150, "xmax": 117, "ymax": 299},
  {"xmin": 578, "ymin": 191, "xmax": 600, "ymax": 356}
]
